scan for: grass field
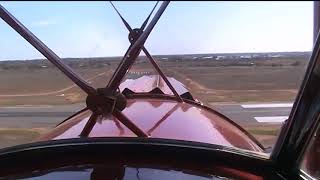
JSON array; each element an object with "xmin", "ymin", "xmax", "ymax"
[
  {"xmin": 0, "ymin": 56, "xmax": 309, "ymax": 106},
  {"xmin": 0, "ymin": 128, "xmax": 49, "ymax": 148}
]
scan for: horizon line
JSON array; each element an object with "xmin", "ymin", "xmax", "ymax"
[{"xmin": 0, "ymin": 50, "xmax": 312, "ymax": 62}]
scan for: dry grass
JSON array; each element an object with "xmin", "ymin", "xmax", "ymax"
[
  {"xmin": 0, "ymin": 57, "xmax": 308, "ymax": 106},
  {"xmin": 0, "ymin": 128, "xmax": 50, "ymax": 148},
  {"xmin": 164, "ymin": 65, "xmax": 306, "ymax": 104}
]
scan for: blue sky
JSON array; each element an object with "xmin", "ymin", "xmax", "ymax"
[{"xmin": 0, "ymin": 1, "xmax": 314, "ymax": 60}]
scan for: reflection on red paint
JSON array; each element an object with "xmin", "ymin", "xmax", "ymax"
[{"xmin": 38, "ymin": 98, "xmax": 263, "ymax": 152}]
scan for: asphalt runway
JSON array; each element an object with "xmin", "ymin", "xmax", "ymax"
[
  {"xmin": 0, "ymin": 102, "xmax": 293, "ymax": 128},
  {"xmin": 211, "ymin": 102, "xmax": 293, "ymax": 126},
  {"xmin": 0, "ymin": 103, "xmax": 86, "ymax": 128}
]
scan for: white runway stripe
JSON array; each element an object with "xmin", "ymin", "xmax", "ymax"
[
  {"xmin": 241, "ymin": 103, "xmax": 293, "ymax": 108},
  {"xmin": 255, "ymin": 116, "xmax": 288, "ymax": 123}
]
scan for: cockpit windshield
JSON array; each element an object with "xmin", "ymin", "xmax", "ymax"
[{"xmin": 0, "ymin": 1, "xmax": 313, "ymax": 156}]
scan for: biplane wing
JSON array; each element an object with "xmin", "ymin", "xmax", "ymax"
[{"xmin": 120, "ymin": 75, "xmax": 196, "ymax": 101}]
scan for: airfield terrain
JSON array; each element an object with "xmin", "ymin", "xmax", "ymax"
[{"xmin": 0, "ymin": 52, "xmax": 311, "ymax": 149}]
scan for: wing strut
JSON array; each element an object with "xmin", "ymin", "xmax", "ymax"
[
  {"xmin": 0, "ymin": 3, "xmax": 167, "ymax": 138},
  {"xmin": 106, "ymin": 2, "xmax": 183, "ymax": 102},
  {"xmin": 0, "ymin": 5, "xmax": 96, "ymax": 96}
]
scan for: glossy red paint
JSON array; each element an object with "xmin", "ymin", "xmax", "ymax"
[{"xmin": 38, "ymin": 97, "xmax": 263, "ymax": 152}]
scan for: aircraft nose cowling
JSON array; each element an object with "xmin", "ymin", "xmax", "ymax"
[{"xmin": 37, "ymin": 98, "xmax": 264, "ymax": 153}]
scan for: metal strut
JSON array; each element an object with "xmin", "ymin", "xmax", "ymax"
[
  {"xmin": 0, "ymin": 3, "xmax": 156, "ymax": 138},
  {"xmin": 106, "ymin": 1, "xmax": 157, "ymax": 88},
  {"xmin": 81, "ymin": 1, "xmax": 170, "ymax": 138},
  {"xmin": 0, "ymin": 4, "xmax": 96, "ymax": 96},
  {"xmin": 107, "ymin": 2, "xmax": 183, "ymax": 102}
]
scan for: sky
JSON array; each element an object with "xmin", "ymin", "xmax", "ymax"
[{"xmin": 0, "ymin": 1, "xmax": 314, "ymax": 60}]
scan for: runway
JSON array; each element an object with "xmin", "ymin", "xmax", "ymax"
[
  {"xmin": 0, "ymin": 102, "xmax": 293, "ymax": 128},
  {"xmin": 0, "ymin": 103, "xmax": 85, "ymax": 128},
  {"xmin": 210, "ymin": 102, "xmax": 293, "ymax": 126}
]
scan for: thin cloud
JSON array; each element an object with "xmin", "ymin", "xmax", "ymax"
[{"xmin": 31, "ymin": 19, "xmax": 57, "ymax": 27}]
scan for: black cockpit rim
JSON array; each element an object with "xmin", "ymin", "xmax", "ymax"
[{"xmin": 0, "ymin": 137, "xmax": 272, "ymax": 178}]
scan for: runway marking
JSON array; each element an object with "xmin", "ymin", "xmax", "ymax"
[
  {"xmin": 241, "ymin": 103, "xmax": 293, "ymax": 108},
  {"xmin": 255, "ymin": 116, "xmax": 288, "ymax": 123}
]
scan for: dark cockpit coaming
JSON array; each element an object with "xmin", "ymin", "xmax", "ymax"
[{"xmin": 0, "ymin": 137, "xmax": 271, "ymax": 179}]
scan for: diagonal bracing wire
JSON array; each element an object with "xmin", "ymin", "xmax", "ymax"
[
  {"xmin": 0, "ymin": 2, "xmax": 170, "ymax": 138},
  {"xmin": 107, "ymin": 1, "xmax": 170, "ymax": 91},
  {"xmin": 0, "ymin": 4, "xmax": 96, "ymax": 96},
  {"xmin": 81, "ymin": 1, "xmax": 171, "ymax": 137},
  {"xmin": 0, "ymin": 3, "xmax": 165, "ymax": 138},
  {"xmin": 140, "ymin": 1, "xmax": 159, "ymax": 31},
  {"xmin": 107, "ymin": 1, "xmax": 158, "ymax": 87},
  {"xmin": 108, "ymin": 1, "xmax": 183, "ymax": 102}
]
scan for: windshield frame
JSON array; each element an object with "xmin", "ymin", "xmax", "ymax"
[
  {"xmin": 0, "ymin": 2, "xmax": 318, "ymax": 176},
  {"xmin": 270, "ymin": 1, "xmax": 320, "ymax": 177}
]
